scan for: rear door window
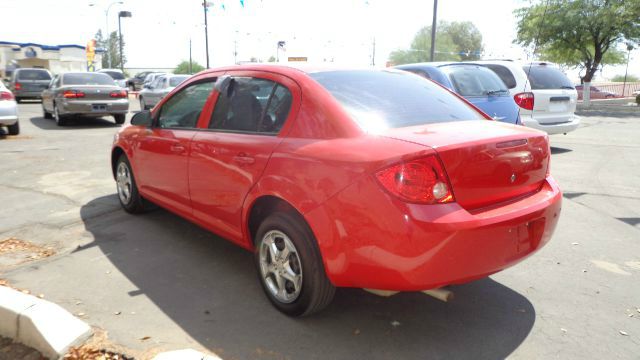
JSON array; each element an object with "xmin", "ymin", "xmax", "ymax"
[
  {"xmin": 483, "ymin": 64, "xmax": 517, "ymax": 89},
  {"xmin": 17, "ymin": 69, "xmax": 51, "ymax": 81},
  {"xmin": 311, "ymin": 70, "xmax": 483, "ymax": 131},
  {"xmin": 209, "ymin": 77, "xmax": 292, "ymax": 134},
  {"xmin": 523, "ymin": 65, "xmax": 574, "ymax": 90}
]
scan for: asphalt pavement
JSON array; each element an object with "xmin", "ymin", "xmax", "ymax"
[{"xmin": 0, "ymin": 100, "xmax": 638, "ymax": 359}]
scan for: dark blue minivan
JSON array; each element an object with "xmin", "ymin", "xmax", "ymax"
[{"xmin": 395, "ymin": 63, "xmax": 520, "ymax": 124}]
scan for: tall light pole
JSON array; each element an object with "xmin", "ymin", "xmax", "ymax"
[
  {"xmin": 118, "ymin": 11, "xmax": 132, "ymax": 73},
  {"xmin": 89, "ymin": 1, "xmax": 124, "ymax": 68},
  {"xmin": 202, "ymin": 1, "xmax": 210, "ymax": 68},
  {"xmin": 622, "ymin": 43, "xmax": 634, "ymax": 97},
  {"xmin": 429, "ymin": 0, "xmax": 438, "ymax": 62}
]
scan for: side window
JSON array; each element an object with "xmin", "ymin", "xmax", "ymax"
[
  {"xmin": 484, "ymin": 64, "xmax": 517, "ymax": 89},
  {"xmin": 209, "ymin": 77, "xmax": 292, "ymax": 134},
  {"xmin": 157, "ymin": 80, "xmax": 215, "ymax": 129}
]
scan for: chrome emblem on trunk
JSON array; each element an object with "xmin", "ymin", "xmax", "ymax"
[{"xmin": 510, "ymin": 173, "xmax": 517, "ymax": 183}]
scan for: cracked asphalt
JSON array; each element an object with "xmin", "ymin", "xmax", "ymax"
[{"xmin": 0, "ymin": 101, "xmax": 638, "ymax": 359}]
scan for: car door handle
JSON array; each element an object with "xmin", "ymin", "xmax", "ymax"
[
  {"xmin": 233, "ymin": 154, "xmax": 255, "ymax": 165},
  {"xmin": 170, "ymin": 144, "xmax": 186, "ymax": 153}
]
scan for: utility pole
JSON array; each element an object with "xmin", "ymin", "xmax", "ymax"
[
  {"xmin": 429, "ymin": 0, "xmax": 438, "ymax": 62},
  {"xmin": 189, "ymin": 38, "xmax": 193, "ymax": 74},
  {"xmin": 622, "ymin": 43, "xmax": 633, "ymax": 97},
  {"xmin": 371, "ymin": 37, "xmax": 376, "ymax": 66},
  {"xmin": 117, "ymin": 11, "xmax": 131, "ymax": 72},
  {"xmin": 203, "ymin": 1, "xmax": 210, "ymax": 68}
]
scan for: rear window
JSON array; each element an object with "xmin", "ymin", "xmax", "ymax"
[
  {"xmin": 483, "ymin": 64, "xmax": 517, "ymax": 89},
  {"xmin": 523, "ymin": 65, "xmax": 574, "ymax": 90},
  {"xmin": 441, "ymin": 65, "xmax": 509, "ymax": 97},
  {"xmin": 17, "ymin": 69, "xmax": 51, "ymax": 81},
  {"xmin": 101, "ymin": 71, "xmax": 125, "ymax": 80},
  {"xmin": 63, "ymin": 73, "xmax": 116, "ymax": 86},
  {"xmin": 311, "ymin": 70, "xmax": 483, "ymax": 131},
  {"xmin": 169, "ymin": 76, "xmax": 189, "ymax": 87}
]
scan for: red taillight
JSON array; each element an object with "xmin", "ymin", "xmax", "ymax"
[
  {"xmin": 14, "ymin": 83, "xmax": 22, "ymax": 90},
  {"xmin": 63, "ymin": 90, "xmax": 85, "ymax": 98},
  {"xmin": 109, "ymin": 90, "xmax": 128, "ymax": 98},
  {"xmin": 375, "ymin": 155, "xmax": 455, "ymax": 204},
  {"xmin": 0, "ymin": 91, "xmax": 15, "ymax": 101},
  {"xmin": 514, "ymin": 92, "xmax": 534, "ymax": 110}
]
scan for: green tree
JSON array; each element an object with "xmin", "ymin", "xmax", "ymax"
[
  {"xmin": 174, "ymin": 60, "xmax": 205, "ymax": 74},
  {"xmin": 611, "ymin": 74, "xmax": 639, "ymax": 82},
  {"xmin": 95, "ymin": 30, "xmax": 126, "ymax": 69},
  {"xmin": 389, "ymin": 21, "xmax": 483, "ymax": 65},
  {"xmin": 514, "ymin": 0, "xmax": 640, "ymax": 83}
]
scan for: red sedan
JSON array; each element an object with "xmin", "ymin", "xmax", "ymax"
[{"xmin": 111, "ymin": 65, "xmax": 561, "ymax": 316}]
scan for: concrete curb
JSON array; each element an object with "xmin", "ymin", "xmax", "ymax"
[
  {"xmin": 0, "ymin": 285, "xmax": 93, "ymax": 359},
  {"xmin": 152, "ymin": 349, "xmax": 223, "ymax": 360}
]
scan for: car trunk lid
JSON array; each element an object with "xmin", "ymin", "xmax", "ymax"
[
  {"xmin": 383, "ymin": 120, "xmax": 550, "ymax": 210},
  {"xmin": 61, "ymin": 85, "xmax": 122, "ymax": 101}
]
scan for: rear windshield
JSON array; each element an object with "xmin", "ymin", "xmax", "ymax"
[
  {"xmin": 169, "ymin": 76, "xmax": 189, "ymax": 87},
  {"xmin": 441, "ymin": 65, "xmax": 509, "ymax": 97},
  {"xmin": 17, "ymin": 69, "xmax": 51, "ymax": 81},
  {"xmin": 483, "ymin": 64, "xmax": 517, "ymax": 89},
  {"xmin": 523, "ymin": 65, "xmax": 574, "ymax": 90},
  {"xmin": 63, "ymin": 73, "xmax": 116, "ymax": 86},
  {"xmin": 101, "ymin": 71, "xmax": 125, "ymax": 80},
  {"xmin": 311, "ymin": 70, "xmax": 483, "ymax": 131}
]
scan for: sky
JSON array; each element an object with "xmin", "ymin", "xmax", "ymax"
[{"xmin": 0, "ymin": 0, "xmax": 637, "ymax": 82}]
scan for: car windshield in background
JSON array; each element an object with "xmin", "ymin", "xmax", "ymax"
[
  {"xmin": 169, "ymin": 76, "xmax": 189, "ymax": 87},
  {"xmin": 63, "ymin": 73, "xmax": 116, "ymax": 86},
  {"xmin": 442, "ymin": 65, "xmax": 508, "ymax": 97},
  {"xmin": 311, "ymin": 70, "xmax": 483, "ymax": 131},
  {"xmin": 102, "ymin": 71, "xmax": 125, "ymax": 80},
  {"xmin": 524, "ymin": 65, "xmax": 574, "ymax": 90},
  {"xmin": 17, "ymin": 69, "xmax": 51, "ymax": 81}
]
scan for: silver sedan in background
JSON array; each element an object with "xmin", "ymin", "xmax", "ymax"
[
  {"xmin": 138, "ymin": 74, "xmax": 190, "ymax": 110},
  {"xmin": 41, "ymin": 72, "xmax": 129, "ymax": 126},
  {"xmin": 0, "ymin": 80, "xmax": 19, "ymax": 135}
]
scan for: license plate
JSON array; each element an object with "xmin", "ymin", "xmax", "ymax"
[
  {"xmin": 548, "ymin": 102, "xmax": 567, "ymax": 112},
  {"xmin": 92, "ymin": 104, "xmax": 107, "ymax": 112}
]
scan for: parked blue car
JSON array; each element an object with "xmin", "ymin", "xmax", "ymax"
[{"xmin": 395, "ymin": 63, "xmax": 521, "ymax": 124}]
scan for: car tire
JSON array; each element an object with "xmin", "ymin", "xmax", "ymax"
[
  {"xmin": 43, "ymin": 104, "xmax": 53, "ymax": 119},
  {"xmin": 53, "ymin": 103, "xmax": 66, "ymax": 126},
  {"xmin": 254, "ymin": 212, "xmax": 335, "ymax": 317},
  {"xmin": 15, "ymin": 97, "xmax": 21, "ymax": 104},
  {"xmin": 115, "ymin": 155, "xmax": 146, "ymax": 214},
  {"xmin": 7, "ymin": 121, "xmax": 19, "ymax": 135},
  {"xmin": 114, "ymin": 114, "xmax": 126, "ymax": 125},
  {"xmin": 139, "ymin": 97, "xmax": 147, "ymax": 110}
]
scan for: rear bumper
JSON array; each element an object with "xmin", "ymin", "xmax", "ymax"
[
  {"xmin": 0, "ymin": 103, "xmax": 18, "ymax": 125},
  {"xmin": 0, "ymin": 116, "xmax": 18, "ymax": 126},
  {"xmin": 14, "ymin": 91, "xmax": 43, "ymax": 98},
  {"xmin": 305, "ymin": 175, "xmax": 562, "ymax": 291},
  {"xmin": 522, "ymin": 114, "xmax": 581, "ymax": 135},
  {"xmin": 59, "ymin": 99, "xmax": 129, "ymax": 115}
]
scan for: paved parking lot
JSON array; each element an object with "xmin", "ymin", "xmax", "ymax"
[{"xmin": 1, "ymin": 101, "xmax": 639, "ymax": 359}]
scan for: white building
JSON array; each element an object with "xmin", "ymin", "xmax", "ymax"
[{"xmin": 0, "ymin": 41, "xmax": 103, "ymax": 78}]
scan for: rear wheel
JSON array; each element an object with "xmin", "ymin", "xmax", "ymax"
[
  {"xmin": 254, "ymin": 212, "xmax": 335, "ymax": 316},
  {"xmin": 53, "ymin": 103, "xmax": 66, "ymax": 126},
  {"xmin": 115, "ymin": 155, "xmax": 146, "ymax": 214},
  {"xmin": 7, "ymin": 121, "xmax": 19, "ymax": 135},
  {"xmin": 114, "ymin": 114, "xmax": 125, "ymax": 125}
]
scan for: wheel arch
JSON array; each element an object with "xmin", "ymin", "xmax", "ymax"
[{"xmin": 247, "ymin": 195, "xmax": 303, "ymax": 247}]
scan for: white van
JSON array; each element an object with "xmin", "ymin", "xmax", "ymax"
[{"xmin": 475, "ymin": 60, "xmax": 580, "ymax": 135}]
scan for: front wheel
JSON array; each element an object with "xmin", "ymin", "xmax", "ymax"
[
  {"xmin": 115, "ymin": 155, "xmax": 146, "ymax": 213},
  {"xmin": 114, "ymin": 114, "xmax": 125, "ymax": 125},
  {"xmin": 254, "ymin": 212, "xmax": 335, "ymax": 316},
  {"xmin": 7, "ymin": 121, "xmax": 19, "ymax": 135}
]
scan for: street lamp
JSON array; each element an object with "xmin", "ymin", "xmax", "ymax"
[
  {"xmin": 118, "ymin": 11, "xmax": 132, "ymax": 73},
  {"xmin": 89, "ymin": 1, "xmax": 124, "ymax": 68},
  {"xmin": 622, "ymin": 43, "xmax": 634, "ymax": 97}
]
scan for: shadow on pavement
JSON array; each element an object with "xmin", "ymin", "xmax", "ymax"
[
  {"xmin": 30, "ymin": 116, "xmax": 120, "ymax": 130},
  {"xmin": 80, "ymin": 195, "xmax": 536, "ymax": 360},
  {"xmin": 550, "ymin": 146, "xmax": 572, "ymax": 155}
]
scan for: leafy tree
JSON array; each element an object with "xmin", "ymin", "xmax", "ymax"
[
  {"xmin": 94, "ymin": 30, "xmax": 126, "ymax": 69},
  {"xmin": 611, "ymin": 74, "xmax": 639, "ymax": 82},
  {"xmin": 174, "ymin": 60, "xmax": 205, "ymax": 74},
  {"xmin": 514, "ymin": 0, "xmax": 640, "ymax": 83},
  {"xmin": 267, "ymin": 56, "xmax": 276, "ymax": 62},
  {"xmin": 389, "ymin": 21, "xmax": 483, "ymax": 65}
]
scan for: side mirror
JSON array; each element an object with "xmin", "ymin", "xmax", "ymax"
[
  {"xmin": 214, "ymin": 75, "xmax": 233, "ymax": 95},
  {"xmin": 131, "ymin": 110, "xmax": 152, "ymax": 126}
]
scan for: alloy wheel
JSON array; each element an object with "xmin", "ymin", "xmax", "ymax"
[
  {"xmin": 116, "ymin": 162, "xmax": 132, "ymax": 205},
  {"xmin": 259, "ymin": 230, "xmax": 303, "ymax": 303}
]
